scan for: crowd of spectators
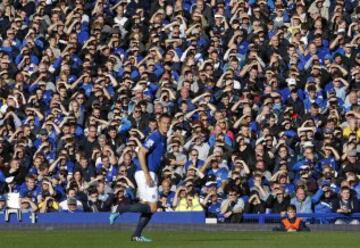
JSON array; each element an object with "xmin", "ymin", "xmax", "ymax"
[{"xmin": 0, "ymin": 0, "xmax": 359, "ymax": 224}]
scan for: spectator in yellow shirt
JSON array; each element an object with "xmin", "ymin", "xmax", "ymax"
[
  {"xmin": 173, "ymin": 186, "xmax": 203, "ymax": 212},
  {"xmin": 342, "ymin": 112, "xmax": 360, "ymax": 139},
  {"xmin": 38, "ymin": 196, "xmax": 59, "ymax": 213}
]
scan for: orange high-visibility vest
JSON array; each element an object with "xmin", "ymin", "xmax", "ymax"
[{"xmin": 282, "ymin": 218, "xmax": 302, "ymax": 230}]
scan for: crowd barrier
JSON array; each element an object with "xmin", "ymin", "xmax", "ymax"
[
  {"xmin": 1, "ymin": 212, "xmax": 360, "ymax": 225},
  {"xmin": 0, "ymin": 212, "xmax": 205, "ymax": 224}
]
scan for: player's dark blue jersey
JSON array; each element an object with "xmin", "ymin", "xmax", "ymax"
[{"xmin": 134, "ymin": 130, "xmax": 167, "ymax": 174}]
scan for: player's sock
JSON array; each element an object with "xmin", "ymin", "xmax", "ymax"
[
  {"xmin": 133, "ymin": 213, "xmax": 153, "ymax": 237},
  {"xmin": 109, "ymin": 212, "xmax": 120, "ymax": 225},
  {"xmin": 110, "ymin": 203, "xmax": 150, "ymax": 224}
]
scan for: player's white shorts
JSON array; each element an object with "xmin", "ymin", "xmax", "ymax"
[{"xmin": 134, "ymin": 171, "xmax": 159, "ymax": 203}]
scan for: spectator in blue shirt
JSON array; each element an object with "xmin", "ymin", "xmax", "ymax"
[
  {"xmin": 290, "ymin": 186, "xmax": 313, "ymax": 217},
  {"xmin": 200, "ymin": 154, "xmax": 228, "ymax": 188},
  {"xmin": 19, "ymin": 175, "xmax": 41, "ymax": 203}
]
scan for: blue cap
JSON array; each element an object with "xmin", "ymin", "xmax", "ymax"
[
  {"xmin": 324, "ymin": 54, "xmax": 332, "ymax": 61},
  {"xmin": 306, "ymin": 76, "xmax": 316, "ymax": 83},
  {"xmin": 0, "ymin": 195, "xmax": 6, "ymax": 201},
  {"xmin": 328, "ymin": 89, "xmax": 336, "ymax": 94}
]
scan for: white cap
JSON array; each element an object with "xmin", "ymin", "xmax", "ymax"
[
  {"xmin": 5, "ymin": 176, "xmax": 14, "ymax": 184},
  {"xmin": 286, "ymin": 78, "xmax": 296, "ymax": 86},
  {"xmin": 303, "ymin": 141, "xmax": 314, "ymax": 149}
]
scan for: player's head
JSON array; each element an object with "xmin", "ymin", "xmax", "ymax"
[
  {"xmin": 158, "ymin": 113, "xmax": 171, "ymax": 135},
  {"xmin": 286, "ymin": 204, "xmax": 297, "ymax": 218}
]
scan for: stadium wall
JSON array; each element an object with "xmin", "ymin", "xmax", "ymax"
[
  {"xmin": 0, "ymin": 212, "xmax": 205, "ymax": 224},
  {"xmin": 1, "ymin": 212, "xmax": 360, "ymax": 231},
  {"xmin": 2, "ymin": 212, "xmax": 360, "ymax": 224}
]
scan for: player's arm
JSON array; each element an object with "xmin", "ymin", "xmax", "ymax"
[
  {"xmin": 138, "ymin": 146, "xmax": 149, "ymax": 173},
  {"xmin": 138, "ymin": 146, "xmax": 153, "ymax": 186}
]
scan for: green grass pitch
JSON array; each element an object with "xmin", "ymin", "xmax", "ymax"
[{"xmin": 0, "ymin": 230, "xmax": 359, "ymax": 248}]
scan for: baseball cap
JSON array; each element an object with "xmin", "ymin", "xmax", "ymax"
[
  {"xmin": 0, "ymin": 195, "xmax": 6, "ymax": 201},
  {"xmin": 324, "ymin": 54, "xmax": 332, "ymax": 61},
  {"xmin": 303, "ymin": 141, "xmax": 314, "ymax": 148},
  {"xmin": 205, "ymin": 181, "xmax": 217, "ymax": 187},
  {"xmin": 67, "ymin": 197, "xmax": 77, "ymax": 205},
  {"xmin": 306, "ymin": 77, "xmax": 316, "ymax": 83},
  {"xmin": 5, "ymin": 176, "xmax": 14, "ymax": 184},
  {"xmin": 286, "ymin": 78, "xmax": 296, "ymax": 86}
]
